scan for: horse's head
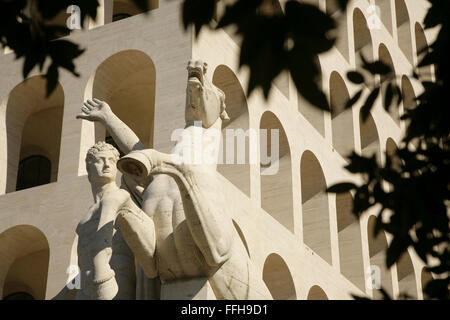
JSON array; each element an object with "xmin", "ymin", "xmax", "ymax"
[{"xmin": 185, "ymin": 60, "xmax": 230, "ymax": 128}]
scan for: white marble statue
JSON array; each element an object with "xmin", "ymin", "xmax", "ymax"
[
  {"xmin": 59, "ymin": 142, "xmax": 156, "ymax": 300},
  {"xmin": 77, "ymin": 60, "xmax": 272, "ymax": 300}
]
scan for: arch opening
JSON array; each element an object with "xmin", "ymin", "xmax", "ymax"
[
  {"xmin": 353, "ymin": 9, "xmax": 374, "ymax": 69},
  {"xmin": 386, "ymin": 138, "xmax": 401, "ymax": 173},
  {"xmin": 367, "ymin": 216, "xmax": 394, "ymax": 299},
  {"xmin": 401, "ymin": 76, "xmax": 416, "ymax": 112},
  {"xmin": 420, "ymin": 268, "xmax": 433, "ymax": 300},
  {"xmin": 307, "ymin": 285, "xmax": 328, "ymax": 300},
  {"xmin": 330, "ymin": 71, "xmax": 354, "ymax": 157},
  {"xmin": 397, "ymin": 251, "xmax": 418, "ymax": 299},
  {"xmin": 1, "ymin": 76, "xmax": 64, "ymax": 193},
  {"xmin": 298, "ymin": 55, "xmax": 325, "ymax": 136},
  {"xmin": 359, "ymin": 112, "xmax": 380, "ymax": 163},
  {"xmin": 395, "ymin": 0, "xmax": 413, "ymax": 63},
  {"xmin": 415, "ymin": 23, "xmax": 434, "ymax": 82},
  {"xmin": 213, "ymin": 65, "xmax": 250, "ymax": 197},
  {"xmin": 375, "ymin": 0, "xmax": 393, "ymax": 34},
  {"xmin": 379, "ymin": 44, "xmax": 400, "ymax": 125},
  {"xmin": 89, "ymin": 49, "xmax": 156, "ymax": 149},
  {"xmin": 400, "ymin": 76, "xmax": 416, "ymax": 129},
  {"xmin": 0, "ymin": 225, "xmax": 50, "ymax": 300},
  {"xmin": 336, "ymin": 192, "xmax": 365, "ymax": 290},
  {"xmin": 262, "ymin": 253, "xmax": 296, "ymax": 300},
  {"xmin": 112, "ymin": 0, "xmax": 159, "ymax": 21},
  {"xmin": 301, "ymin": 151, "xmax": 331, "ymax": 264},
  {"xmin": 326, "ymin": 0, "xmax": 349, "ymax": 61},
  {"xmin": 260, "ymin": 112, "xmax": 294, "ymax": 232}
]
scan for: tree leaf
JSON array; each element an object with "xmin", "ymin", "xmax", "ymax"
[
  {"xmin": 360, "ymin": 87, "xmax": 380, "ymax": 122},
  {"xmin": 347, "ymin": 71, "xmax": 365, "ymax": 84},
  {"xmin": 326, "ymin": 182, "xmax": 357, "ymax": 194}
]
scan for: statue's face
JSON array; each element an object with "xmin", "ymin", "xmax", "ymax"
[
  {"xmin": 87, "ymin": 150, "xmax": 117, "ymax": 183},
  {"xmin": 185, "ymin": 60, "xmax": 224, "ymax": 128}
]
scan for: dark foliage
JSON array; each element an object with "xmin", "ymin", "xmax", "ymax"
[
  {"xmin": 1, "ymin": 0, "xmax": 448, "ymax": 299},
  {"xmin": 327, "ymin": 0, "xmax": 450, "ymax": 300},
  {"xmin": 183, "ymin": 0, "xmax": 449, "ymax": 300},
  {"xmin": 0, "ymin": 0, "xmax": 148, "ymax": 96}
]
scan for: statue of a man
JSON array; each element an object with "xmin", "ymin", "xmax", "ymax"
[
  {"xmin": 76, "ymin": 60, "xmax": 271, "ymax": 299},
  {"xmin": 74, "ymin": 141, "xmax": 156, "ymax": 299}
]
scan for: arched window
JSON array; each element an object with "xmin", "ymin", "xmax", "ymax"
[
  {"xmin": 298, "ymin": 55, "xmax": 325, "ymax": 136},
  {"xmin": 336, "ymin": 192, "xmax": 365, "ymax": 290},
  {"xmin": 88, "ymin": 50, "xmax": 156, "ymax": 148},
  {"xmin": 395, "ymin": 0, "xmax": 413, "ymax": 63},
  {"xmin": 0, "ymin": 76, "xmax": 64, "ymax": 194},
  {"xmin": 386, "ymin": 138, "xmax": 401, "ymax": 172},
  {"xmin": 401, "ymin": 76, "xmax": 416, "ymax": 129},
  {"xmin": 420, "ymin": 268, "xmax": 433, "ymax": 300},
  {"xmin": 0, "ymin": 225, "xmax": 50, "ymax": 300},
  {"xmin": 307, "ymin": 285, "xmax": 328, "ymax": 300},
  {"xmin": 326, "ymin": 0, "xmax": 349, "ymax": 61},
  {"xmin": 330, "ymin": 71, "xmax": 354, "ymax": 157},
  {"xmin": 367, "ymin": 216, "xmax": 394, "ymax": 299},
  {"xmin": 397, "ymin": 251, "xmax": 418, "ymax": 299},
  {"xmin": 113, "ymin": 0, "xmax": 159, "ymax": 21},
  {"xmin": 379, "ymin": 44, "xmax": 400, "ymax": 124},
  {"xmin": 375, "ymin": 0, "xmax": 393, "ymax": 34},
  {"xmin": 353, "ymin": 9, "xmax": 373, "ymax": 69},
  {"xmin": 301, "ymin": 151, "xmax": 331, "ymax": 264},
  {"xmin": 263, "ymin": 253, "xmax": 296, "ymax": 300},
  {"xmin": 401, "ymin": 76, "xmax": 416, "ymax": 111},
  {"xmin": 16, "ymin": 156, "xmax": 51, "ymax": 191},
  {"xmin": 359, "ymin": 111, "xmax": 380, "ymax": 163},
  {"xmin": 260, "ymin": 112, "xmax": 294, "ymax": 232},
  {"xmin": 213, "ymin": 65, "xmax": 250, "ymax": 197},
  {"xmin": 415, "ymin": 23, "xmax": 434, "ymax": 82}
]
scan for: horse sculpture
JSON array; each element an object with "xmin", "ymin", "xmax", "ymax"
[{"xmin": 77, "ymin": 60, "xmax": 272, "ymax": 299}]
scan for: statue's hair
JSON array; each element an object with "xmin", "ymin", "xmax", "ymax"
[{"xmin": 85, "ymin": 141, "xmax": 120, "ymax": 165}]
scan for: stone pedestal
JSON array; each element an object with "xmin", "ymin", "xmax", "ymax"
[{"xmin": 160, "ymin": 278, "xmax": 216, "ymax": 300}]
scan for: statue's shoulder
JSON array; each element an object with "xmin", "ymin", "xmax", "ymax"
[{"xmin": 102, "ymin": 188, "xmax": 130, "ymax": 206}]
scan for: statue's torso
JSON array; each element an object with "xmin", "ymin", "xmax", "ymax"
[
  {"xmin": 142, "ymin": 174, "xmax": 209, "ymax": 282},
  {"xmin": 76, "ymin": 193, "xmax": 136, "ymax": 299}
]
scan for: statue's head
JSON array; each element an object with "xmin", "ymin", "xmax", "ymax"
[
  {"xmin": 185, "ymin": 60, "xmax": 230, "ymax": 128},
  {"xmin": 85, "ymin": 141, "xmax": 120, "ymax": 183}
]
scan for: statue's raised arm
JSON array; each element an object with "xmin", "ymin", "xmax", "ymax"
[{"xmin": 77, "ymin": 98, "xmax": 145, "ymax": 154}]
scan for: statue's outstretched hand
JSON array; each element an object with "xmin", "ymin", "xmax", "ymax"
[{"xmin": 76, "ymin": 98, "xmax": 112, "ymax": 123}]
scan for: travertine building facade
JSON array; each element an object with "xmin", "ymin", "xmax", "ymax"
[{"xmin": 0, "ymin": 0, "xmax": 436, "ymax": 299}]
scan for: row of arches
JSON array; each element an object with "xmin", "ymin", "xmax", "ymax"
[
  {"xmin": 271, "ymin": 1, "xmax": 431, "ymax": 75},
  {"xmin": 304, "ymin": 38, "xmax": 421, "ymax": 140},
  {"xmin": 0, "ymin": 48, "xmax": 419, "ymax": 296},
  {"xmin": 345, "ymin": 0, "xmax": 430, "ymax": 72},
  {"xmin": 0, "ymin": 50, "xmax": 416, "ymax": 284},
  {"xmin": 0, "ymin": 223, "xmax": 431, "ymax": 300},
  {"xmin": 305, "ymin": 57, "xmax": 417, "ymax": 154},
  {"xmin": 4, "ymin": 1, "xmax": 160, "ymax": 40},
  {"xmin": 352, "ymin": 4, "xmax": 434, "ymax": 80},
  {"xmin": 0, "ymin": 50, "xmax": 157, "ymax": 195}
]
